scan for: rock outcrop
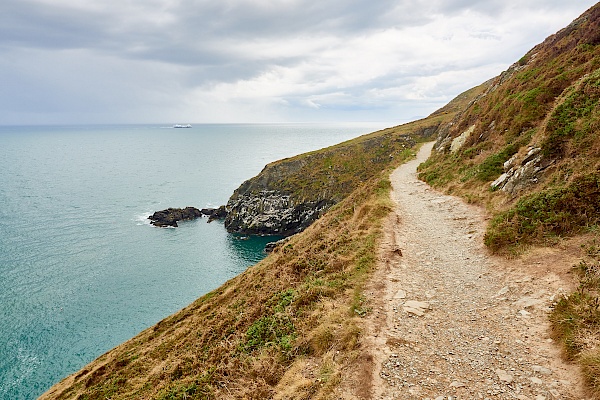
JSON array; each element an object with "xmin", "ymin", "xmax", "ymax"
[
  {"xmin": 225, "ymin": 190, "xmax": 333, "ymax": 236},
  {"xmin": 201, "ymin": 206, "xmax": 228, "ymax": 222},
  {"xmin": 221, "ymin": 132, "xmax": 417, "ymax": 236},
  {"xmin": 490, "ymin": 147, "xmax": 554, "ymax": 194},
  {"xmin": 148, "ymin": 207, "xmax": 202, "ymax": 227}
]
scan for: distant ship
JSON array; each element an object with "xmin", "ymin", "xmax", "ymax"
[{"xmin": 173, "ymin": 124, "xmax": 192, "ymax": 128}]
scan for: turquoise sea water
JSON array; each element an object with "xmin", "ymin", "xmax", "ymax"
[{"xmin": 0, "ymin": 123, "xmax": 388, "ymax": 399}]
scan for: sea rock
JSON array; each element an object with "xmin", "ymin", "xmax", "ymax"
[
  {"xmin": 148, "ymin": 207, "xmax": 202, "ymax": 227},
  {"xmin": 203, "ymin": 206, "xmax": 228, "ymax": 222},
  {"xmin": 200, "ymin": 208, "xmax": 217, "ymax": 216}
]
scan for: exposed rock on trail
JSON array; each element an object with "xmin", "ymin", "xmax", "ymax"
[{"xmin": 361, "ymin": 142, "xmax": 586, "ymax": 400}]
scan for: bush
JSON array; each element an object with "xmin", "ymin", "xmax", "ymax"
[{"xmin": 485, "ymin": 173, "xmax": 600, "ymax": 251}]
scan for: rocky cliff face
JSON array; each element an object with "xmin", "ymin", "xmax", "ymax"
[
  {"xmin": 225, "ymin": 190, "xmax": 333, "ymax": 235},
  {"xmin": 222, "ymin": 131, "xmax": 419, "ymax": 236}
]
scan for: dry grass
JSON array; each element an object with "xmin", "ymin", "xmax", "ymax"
[
  {"xmin": 44, "ymin": 175, "xmax": 396, "ymax": 399},
  {"xmin": 551, "ymin": 237, "xmax": 600, "ymax": 398}
]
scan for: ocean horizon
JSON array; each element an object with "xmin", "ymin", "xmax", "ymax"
[{"xmin": 0, "ymin": 122, "xmax": 391, "ymax": 399}]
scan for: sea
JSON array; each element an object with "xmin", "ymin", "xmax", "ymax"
[{"xmin": 0, "ymin": 123, "xmax": 390, "ymax": 399}]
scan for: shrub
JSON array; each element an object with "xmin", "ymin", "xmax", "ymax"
[
  {"xmin": 485, "ymin": 173, "xmax": 600, "ymax": 251},
  {"xmin": 542, "ymin": 70, "xmax": 600, "ymax": 158}
]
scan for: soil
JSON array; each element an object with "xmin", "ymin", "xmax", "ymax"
[{"xmin": 355, "ymin": 142, "xmax": 589, "ymax": 400}]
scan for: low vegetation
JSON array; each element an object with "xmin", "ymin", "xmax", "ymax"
[{"xmin": 484, "ymin": 173, "xmax": 600, "ymax": 252}]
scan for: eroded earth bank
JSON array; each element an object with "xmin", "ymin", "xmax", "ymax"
[{"xmin": 360, "ymin": 142, "xmax": 587, "ymax": 400}]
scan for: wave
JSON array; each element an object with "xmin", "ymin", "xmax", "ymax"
[{"xmin": 134, "ymin": 211, "xmax": 152, "ymax": 226}]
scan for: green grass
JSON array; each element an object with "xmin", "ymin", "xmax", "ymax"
[
  {"xmin": 542, "ymin": 69, "xmax": 600, "ymax": 158},
  {"xmin": 474, "ymin": 143, "xmax": 520, "ymax": 182}
]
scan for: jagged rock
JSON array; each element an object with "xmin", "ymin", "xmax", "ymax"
[
  {"xmin": 225, "ymin": 190, "xmax": 334, "ymax": 235},
  {"xmin": 204, "ymin": 206, "xmax": 228, "ymax": 222},
  {"xmin": 490, "ymin": 172, "xmax": 510, "ymax": 190},
  {"xmin": 450, "ymin": 124, "xmax": 475, "ymax": 153},
  {"xmin": 148, "ymin": 207, "xmax": 202, "ymax": 227},
  {"xmin": 490, "ymin": 147, "xmax": 554, "ymax": 194},
  {"xmin": 504, "ymin": 154, "xmax": 519, "ymax": 171}
]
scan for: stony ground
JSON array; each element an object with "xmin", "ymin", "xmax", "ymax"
[{"xmin": 359, "ymin": 142, "xmax": 588, "ymax": 400}]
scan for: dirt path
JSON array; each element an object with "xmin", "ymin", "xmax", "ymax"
[{"xmin": 361, "ymin": 142, "xmax": 587, "ymax": 400}]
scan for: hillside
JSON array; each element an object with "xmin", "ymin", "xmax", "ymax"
[
  {"xmin": 40, "ymin": 3, "xmax": 600, "ymax": 398},
  {"xmin": 221, "ymin": 89, "xmax": 483, "ymax": 237}
]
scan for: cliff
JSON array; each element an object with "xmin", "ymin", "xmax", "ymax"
[
  {"xmin": 222, "ymin": 100, "xmax": 483, "ymax": 236},
  {"xmin": 223, "ymin": 133, "xmax": 417, "ymax": 235},
  {"xmin": 40, "ymin": 90, "xmax": 479, "ymax": 399}
]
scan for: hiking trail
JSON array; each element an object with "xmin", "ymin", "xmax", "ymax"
[{"xmin": 358, "ymin": 142, "xmax": 587, "ymax": 400}]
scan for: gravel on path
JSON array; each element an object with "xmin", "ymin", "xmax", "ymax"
[{"xmin": 360, "ymin": 142, "xmax": 587, "ymax": 400}]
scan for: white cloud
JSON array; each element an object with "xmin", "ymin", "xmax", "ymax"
[{"xmin": 0, "ymin": 0, "xmax": 597, "ymax": 124}]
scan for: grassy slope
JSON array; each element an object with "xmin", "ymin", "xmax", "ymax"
[
  {"xmin": 418, "ymin": 4, "xmax": 600, "ymax": 396},
  {"xmin": 40, "ymin": 89, "xmax": 481, "ymax": 399}
]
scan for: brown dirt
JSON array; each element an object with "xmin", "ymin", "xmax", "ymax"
[{"xmin": 357, "ymin": 142, "xmax": 589, "ymax": 399}]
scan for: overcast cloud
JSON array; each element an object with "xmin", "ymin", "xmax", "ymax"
[{"xmin": 0, "ymin": 0, "xmax": 597, "ymax": 124}]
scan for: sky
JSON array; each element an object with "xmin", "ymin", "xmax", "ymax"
[{"xmin": 0, "ymin": 1, "xmax": 597, "ymax": 125}]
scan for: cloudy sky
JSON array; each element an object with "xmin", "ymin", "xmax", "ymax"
[{"xmin": 0, "ymin": 1, "xmax": 597, "ymax": 125}]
